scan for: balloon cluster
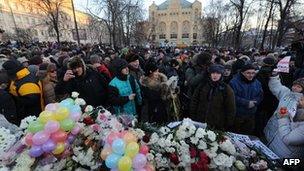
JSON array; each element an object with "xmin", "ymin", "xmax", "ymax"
[
  {"xmin": 101, "ymin": 131, "xmax": 154, "ymax": 171},
  {"xmin": 24, "ymin": 98, "xmax": 82, "ymax": 158}
]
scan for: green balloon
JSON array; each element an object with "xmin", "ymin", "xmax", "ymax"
[
  {"xmin": 28, "ymin": 121, "xmax": 44, "ymax": 133},
  {"xmin": 60, "ymin": 119, "xmax": 75, "ymax": 131}
]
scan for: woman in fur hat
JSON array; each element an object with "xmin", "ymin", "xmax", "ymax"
[{"xmin": 140, "ymin": 62, "xmax": 171, "ymax": 123}]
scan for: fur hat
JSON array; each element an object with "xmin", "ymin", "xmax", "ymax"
[
  {"xmin": 2, "ymin": 60, "xmax": 23, "ymax": 76},
  {"xmin": 144, "ymin": 62, "xmax": 158, "ymax": 76},
  {"xmin": 240, "ymin": 63, "xmax": 256, "ymax": 72},
  {"xmin": 196, "ymin": 52, "xmax": 212, "ymax": 66},
  {"xmin": 125, "ymin": 53, "xmax": 139, "ymax": 63},
  {"xmin": 293, "ymin": 78, "xmax": 304, "ymax": 90},
  {"xmin": 208, "ymin": 64, "xmax": 225, "ymax": 74}
]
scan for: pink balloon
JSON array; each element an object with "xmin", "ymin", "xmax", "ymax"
[
  {"xmin": 106, "ymin": 132, "xmax": 119, "ymax": 145},
  {"xmin": 133, "ymin": 154, "xmax": 147, "ymax": 169},
  {"xmin": 32, "ymin": 131, "xmax": 50, "ymax": 145},
  {"xmin": 44, "ymin": 121, "xmax": 60, "ymax": 134},
  {"xmin": 139, "ymin": 145, "xmax": 149, "ymax": 155},
  {"xmin": 25, "ymin": 133, "xmax": 34, "ymax": 146},
  {"xmin": 45, "ymin": 103, "xmax": 57, "ymax": 112},
  {"xmin": 71, "ymin": 124, "xmax": 81, "ymax": 135},
  {"xmin": 70, "ymin": 112, "xmax": 81, "ymax": 121},
  {"xmin": 51, "ymin": 130, "xmax": 67, "ymax": 142}
]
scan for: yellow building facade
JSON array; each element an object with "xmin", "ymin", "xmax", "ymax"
[
  {"xmin": 149, "ymin": 0, "xmax": 203, "ymax": 47},
  {"xmin": 0, "ymin": 0, "xmax": 104, "ymax": 43}
]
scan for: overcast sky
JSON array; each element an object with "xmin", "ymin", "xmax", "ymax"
[{"xmin": 74, "ymin": 0, "xmax": 210, "ymax": 17}]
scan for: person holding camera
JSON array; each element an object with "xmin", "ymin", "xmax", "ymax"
[{"xmin": 55, "ymin": 56, "xmax": 109, "ymax": 107}]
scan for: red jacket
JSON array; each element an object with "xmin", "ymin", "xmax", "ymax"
[{"xmin": 97, "ymin": 64, "xmax": 112, "ymax": 79}]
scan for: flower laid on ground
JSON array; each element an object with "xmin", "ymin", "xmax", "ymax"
[
  {"xmin": 71, "ymin": 92, "xmax": 80, "ymax": 98},
  {"xmin": 19, "ymin": 116, "xmax": 37, "ymax": 130},
  {"xmin": 0, "ymin": 127, "xmax": 16, "ymax": 154},
  {"xmin": 12, "ymin": 150, "xmax": 35, "ymax": 171}
]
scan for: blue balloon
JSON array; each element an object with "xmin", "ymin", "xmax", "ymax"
[
  {"xmin": 60, "ymin": 98, "xmax": 74, "ymax": 108},
  {"xmin": 105, "ymin": 153, "xmax": 121, "ymax": 169},
  {"xmin": 69, "ymin": 105, "xmax": 81, "ymax": 113},
  {"xmin": 112, "ymin": 138, "xmax": 126, "ymax": 155}
]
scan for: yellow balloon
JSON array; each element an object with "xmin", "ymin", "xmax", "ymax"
[
  {"xmin": 125, "ymin": 142, "xmax": 139, "ymax": 158},
  {"xmin": 38, "ymin": 111, "xmax": 54, "ymax": 123},
  {"xmin": 52, "ymin": 143, "xmax": 65, "ymax": 155},
  {"xmin": 100, "ymin": 148, "xmax": 112, "ymax": 160},
  {"xmin": 118, "ymin": 156, "xmax": 132, "ymax": 171},
  {"xmin": 54, "ymin": 107, "xmax": 69, "ymax": 121},
  {"xmin": 123, "ymin": 132, "xmax": 137, "ymax": 144}
]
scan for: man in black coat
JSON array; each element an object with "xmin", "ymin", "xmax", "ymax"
[
  {"xmin": 0, "ymin": 71, "xmax": 17, "ymax": 124},
  {"xmin": 55, "ymin": 56, "xmax": 109, "ymax": 107}
]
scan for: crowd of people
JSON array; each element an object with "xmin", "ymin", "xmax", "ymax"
[{"xmin": 1, "ymin": 41, "xmax": 304, "ymax": 159}]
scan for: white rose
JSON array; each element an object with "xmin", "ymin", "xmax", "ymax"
[
  {"xmin": 84, "ymin": 105, "xmax": 94, "ymax": 113},
  {"xmin": 207, "ymin": 130, "xmax": 217, "ymax": 142},
  {"xmin": 71, "ymin": 92, "xmax": 79, "ymax": 98},
  {"xmin": 75, "ymin": 98, "xmax": 86, "ymax": 106}
]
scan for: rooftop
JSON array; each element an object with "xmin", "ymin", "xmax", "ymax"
[{"xmin": 157, "ymin": 0, "xmax": 193, "ymax": 10}]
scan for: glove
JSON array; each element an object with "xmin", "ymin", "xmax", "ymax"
[{"xmin": 248, "ymin": 101, "xmax": 257, "ymax": 108}]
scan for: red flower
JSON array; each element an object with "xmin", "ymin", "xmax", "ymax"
[
  {"xmin": 83, "ymin": 116, "xmax": 95, "ymax": 125},
  {"xmin": 191, "ymin": 161, "xmax": 209, "ymax": 171},
  {"xmin": 199, "ymin": 151, "xmax": 210, "ymax": 164},
  {"xmin": 142, "ymin": 134, "xmax": 150, "ymax": 143},
  {"xmin": 169, "ymin": 153, "xmax": 180, "ymax": 165},
  {"xmin": 190, "ymin": 147, "xmax": 197, "ymax": 158}
]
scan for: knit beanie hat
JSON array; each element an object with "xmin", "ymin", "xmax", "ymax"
[
  {"xmin": 262, "ymin": 56, "xmax": 276, "ymax": 67},
  {"xmin": 293, "ymin": 78, "xmax": 304, "ymax": 90},
  {"xmin": 125, "ymin": 53, "xmax": 139, "ymax": 63},
  {"xmin": 112, "ymin": 58, "xmax": 129, "ymax": 75},
  {"xmin": 2, "ymin": 60, "xmax": 23, "ymax": 76},
  {"xmin": 208, "ymin": 64, "xmax": 225, "ymax": 74},
  {"xmin": 144, "ymin": 62, "xmax": 158, "ymax": 76}
]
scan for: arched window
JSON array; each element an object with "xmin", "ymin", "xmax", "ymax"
[
  {"xmin": 170, "ymin": 21, "xmax": 178, "ymax": 39},
  {"xmin": 159, "ymin": 22, "xmax": 166, "ymax": 39},
  {"xmin": 182, "ymin": 20, "xmax": 190, "ymax": 38}
]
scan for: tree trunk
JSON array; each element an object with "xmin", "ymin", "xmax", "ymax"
[{"xmin": 261, "ymin": 0, "xmax": 274, "ymax": 50}]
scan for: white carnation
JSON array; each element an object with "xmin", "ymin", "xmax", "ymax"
[
  {"xmin": 195, "ymin": 128, "xmax": 207, "ymax": 138},
  {"xmin": 197, "ymin": 140, "xmax": 207, "ymax": 150},
  {"xmin": 149, "ymin": 133, "xmax": 159, "ymax": 144},
  {"xmin": 84, "ymin": 105, "xmax": 94, "ymax": 113},
  {"xmin": 190, "ymin": 137, "xmax": 199, "ymax": 145},
  {"xmin": 220, "ymin": 139, "xmax": 236, "ymax": 155},
  {"xmin": 207, "ymin": 130, "xmax": 216, "ymax": 142},
  {"xmin": 75, "ymin": 98, "xmax": 86, "ymax": 106},
  {"xmin": 213, "ymin": 153, "xmax": 229, "ymax": 166},
  {"xmin": 71, "ymin": 92, "xmax": 79, "ymax": 98}
]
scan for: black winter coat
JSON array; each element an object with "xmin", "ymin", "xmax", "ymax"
[
  {"xmin": 55, "ymin": 68, "xmax": 109, "ymax": 107},
  {"xmin": 0, "ymin": 89, "xmax": 17, "ymax": 124}
]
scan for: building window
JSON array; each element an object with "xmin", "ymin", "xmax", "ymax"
[
  {"xmin": 152, "ymin": 35, "xmax": 156, "ymax": 40},
  {"xmin": 182, "ymin": 34, "xmax": 189, "ymax": 38},
  {"xmin": 32, "ymin": 19, "xmax": 36, "ymax": 25},
  {"xmin": 170, "ymin": 34, "xmax": 177, "ymax": 39},
  {"xmin": 159, "ymin": 34, "xmax": 166, "ymax": 39},
  {"xmin": 193, "ymin": 33, "xmax": 197, "ymax": 39},
  {"xmin": 41, "ymin": 31, "xmax": 44, "ymax": 36}
]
